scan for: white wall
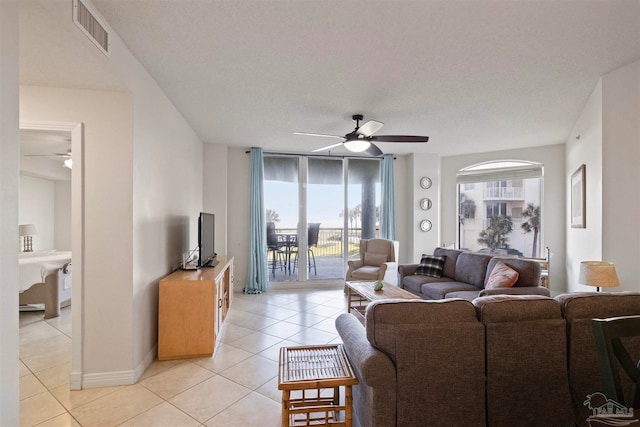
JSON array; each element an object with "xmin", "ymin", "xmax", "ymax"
[
  {"xmin": 403, "ymin": 153, "xmax": 441, "ymax": 263},
  {"xmin": 227, "ymin": 148, "xmax": 251, "ymax": 288},
  {"xmin": 203, "ymin": 143, "xmax": 229, "ymax": 256},
  {"xmin": 19, "ymin": 174, "xmax": 55, "ymax": 250},
  {"xmin": 54, "ymin": 180, "xmax": 71, "ymax": 250},
  {"xmin": 21, "ymin": 86, "xmax": 135, "ymax": 384},
  {"xmin": 566, "ymin": 81, "xmax": 603, "ymax": 292},
  {"xmin": 441, "ymin": 144, "xmax": 567, "ymax": 294},
  {"xmin": 0, "ymin": 1, "xmax": 20, "ymax": 424},
  {"xmin": 26, "ymin": 0, "xmax": 205, "ymax": 387},
  {"xmin": 602, "ymin": 60, "xmax": 640, "ymax": 292},
  {"xmin": 566, "ymin": 60, "xmax": 640, "ymax": 294},
  {"xmin": 393, "ymin": 154, "xmax": 411, "ymax": 264}
]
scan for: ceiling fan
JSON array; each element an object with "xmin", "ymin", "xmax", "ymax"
[
  {"xmin": 24, "ymin": 150, "xmax": 73, "ymax": 168},
  {"xmin": 294, "ymin": 114, "xmax": 429, "ymax": 156},
  {"xmin": 23, "ymin": 149, "xmax": 72, "ymax": 158}
]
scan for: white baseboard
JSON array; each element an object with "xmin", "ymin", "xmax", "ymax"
[
  {"xmin": 82, "ymin": 370, "xmax": 135, "ymax": 388},
  {"xmin": 135, "ymin": 344, "xmax": 157, "ymax": 382},
  {"xmin": 70, "ymin": 345, "xmax": 157, "ymax": 389},
  {"xmin": 69, "ymin": 371, "xmax": 83, "ymax": 390}
]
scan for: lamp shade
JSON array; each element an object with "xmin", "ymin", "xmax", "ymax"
[
  {"xmin": 343, "ymin": 139, "xmax": 371, "ymax": 153},
  {"xmin": 578, "ymin": 261, "xmax": 619, "ymax": 288},
  {"xmin": 19, "ymin": 224, "xmax": 37, "ymax": 236}
]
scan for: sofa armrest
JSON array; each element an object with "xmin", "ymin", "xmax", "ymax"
[
  {"xmin": 335, "ymin": 313, "xmax": 397, "ymax": 427},
  {"xmin": 345, "ymin": 259, "xmax": 364, "ymax": 281},
  {"xmin": 479, "ymin": 286, "xmax": 551, "ymax": 298},
  {"xmin": 382, "ymin": 262, "xmax": 397, "ymax": 286},
  {"xmin": 398, "ymin": 264, "xmax": 418, "ymax": 289}
]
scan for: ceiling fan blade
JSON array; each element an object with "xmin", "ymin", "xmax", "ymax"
[
  {"xmin": 365, "ymin": 143, "xmax": 383, "ymax": 156},
  {"xmin": 24, "ymin": 153, "xmax": 70, "ymax": 157},
  {"xmin": 294, "ymin": 132, "xmax": 344, "ymax": 139},
  {"xmin": 312, "ymin": 142, "xmax": 344, "ymax": 152},
  {"xmin": 370, "ymin": 135, "xmax": 429, "ymax": 143},
  {"xmin": 356, "ymin": 120, "xmax": 384, "ymax": 137}
]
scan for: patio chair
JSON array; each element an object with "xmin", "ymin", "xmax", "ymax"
[
  {"xmin": 591, "ymin": 315, "xmax": 640, "ymax": 409},
  {"xmin": 292, "ymin": 223, "xmax": 320, "ymax": 275},
  {"xmin": 266, "ymin": 221, "xmax": 284, "ymax": 277}
]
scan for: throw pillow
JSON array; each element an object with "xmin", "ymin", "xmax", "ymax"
[
  {"xmin": 364, "ymin": 252, "xmax": 388, "ymax": 267},
  {"xmin": 485, "ymin": 261, "xmax": 519, "ymax": 289},
  {"xmin": 415, "ymin": 254, "xmax": 446, "ymax": 278}
]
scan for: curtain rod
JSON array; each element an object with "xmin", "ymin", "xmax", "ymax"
[{"xmin": 245, "ymin": 150, "xmax": 396, "ymax": 160}]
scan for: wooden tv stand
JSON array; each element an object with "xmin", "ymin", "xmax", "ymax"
[{"xmin": 158, "ymin": 256, "xmax": 233, "ymax": 360}]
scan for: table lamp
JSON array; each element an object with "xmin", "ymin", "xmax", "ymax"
[
  {"xmin": 578, "ymin": 261, "xmax": 619, "ymax": 292},
  {"xmin": 19, "ymin": 224, "xmax": 37, "ymax": 252}
]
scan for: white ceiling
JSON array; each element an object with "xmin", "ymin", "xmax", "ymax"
[{"xmin": 20, "ymin": 0, "xmax": 640, "ymax": 157}]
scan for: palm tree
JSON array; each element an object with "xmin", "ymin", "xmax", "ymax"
[
  {"xmin": 521, "ymin": 203, "xmax": 540, "ymax": 257},
  {"xmin": 265, "ymin": 209, "xmax": 280, "ymax": 223},
  {"xmin": 478, "ymin": 215, "xmax": 513, "ymax": 251}
]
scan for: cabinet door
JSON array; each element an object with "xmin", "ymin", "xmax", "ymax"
[{"xmin": 214, "ymin": 279, "xmax": 224, "ymax": 339}]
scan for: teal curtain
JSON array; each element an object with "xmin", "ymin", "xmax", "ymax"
[
  {"xmin": 380, "ymin": 154, "xmax": 396, "ymax": 240},
  {"xmin": 244, "ymin": 147, "xmax": 269, "ymax": 293}
]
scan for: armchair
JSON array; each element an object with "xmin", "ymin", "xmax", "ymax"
[{"xmin": 345, "ymin": 238, "xmax": 399, "ymax": 286}]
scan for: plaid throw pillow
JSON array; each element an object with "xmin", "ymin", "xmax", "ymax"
[{"xmin": 415, "ymin": 254, "xmax": 446, "ymax": 278}]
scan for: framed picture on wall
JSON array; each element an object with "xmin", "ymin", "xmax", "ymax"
[{"xmin": 571, "ymin": 164, "xmax": 586, "ymax": 228}]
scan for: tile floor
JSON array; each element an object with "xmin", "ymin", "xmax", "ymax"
[{"xmin": 19, "ymin": 285, "xmax": 348, "ymax": 426}]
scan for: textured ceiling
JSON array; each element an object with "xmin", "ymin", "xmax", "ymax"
[{"xmin": 20, "ymin": 0, "xmax": 640, "ymax": 156}]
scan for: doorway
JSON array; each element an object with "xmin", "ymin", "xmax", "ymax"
[{"xmin": 20, "ymin": 120, "xmax": 84, "ymax": 390}]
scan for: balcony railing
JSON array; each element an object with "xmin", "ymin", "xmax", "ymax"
[
  {"xmin": 274, "ymin": 226, "xmax": 372, "ymax": 258},
  {"xmin": 484, "ymin": 187, "xmax": 524, "ymax": 200}
]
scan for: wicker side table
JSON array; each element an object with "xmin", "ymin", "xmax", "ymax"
[{"xmin": 278, "ymin": 344, "xmax": 359, "ymax": 427}]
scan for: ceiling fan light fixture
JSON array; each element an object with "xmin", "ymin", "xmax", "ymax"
[{"xmin": 344, "ymin": 139, "xmax": 371, "ymax": 152}]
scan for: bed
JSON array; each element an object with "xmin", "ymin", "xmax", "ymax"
[{"xmin": 19, "ymin": 250, "xmax": 72, "ymax": 319}]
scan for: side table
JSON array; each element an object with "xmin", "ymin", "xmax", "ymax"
[{"xmin": 278, "ymin": 344, "xmax": 359, "ymax": 427}]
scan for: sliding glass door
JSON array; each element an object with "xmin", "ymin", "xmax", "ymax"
[
  {"xmin": 264, "ymin": 155, "xmax": 380, "ymax": 283},
  {"xmin": 306, "ymin": 158, "xmax": 344, "ymax": 281},
  {"xmin": 263, "ymin": 157, "xmax": 299, "ymax": 281}
]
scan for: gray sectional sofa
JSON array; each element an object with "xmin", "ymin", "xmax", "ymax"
[
  {"xmin": 335, "ymin": 292, "xmax": 640, "ymax": 427},
  {"xmin": 399, "ymin": 247, "xmax": 549, "ymax": 300}
]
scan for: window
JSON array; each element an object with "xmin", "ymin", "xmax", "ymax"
[
  {"xmin": 457, "ymin": 161, "xmax": 543, "ymax": 258},
  {"xmin": 486, "ymin": 202, "xmax": 507, "ymax": 217}
]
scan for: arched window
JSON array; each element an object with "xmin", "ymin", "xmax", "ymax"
[{"xmin": 457, "ymin": 160, "xmax": 543, "ymax": 258}]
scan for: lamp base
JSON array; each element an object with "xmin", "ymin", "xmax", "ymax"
[{"xmin": 22, "ymin": 236, "xmax": 33, "ymax": 252}]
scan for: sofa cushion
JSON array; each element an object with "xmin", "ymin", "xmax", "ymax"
[
  {"xmin": 365, "ymin": 300, "xmax": 486, "ymax": 427},
  {"xmin": 473, "ymin": 295, "xmax": 573, "ymax": 425},
  {"xmin": 402, "ymin": 274, "xmax": 450, "ymax": 295},
  {"xmin": 485, "ymin": 257, "xmax": 541, "ymax": 288},
  {"xmin": 350, "ymin": 265, "xmax": 380, "ymax": 280},
  {"xmin": 421, "ymin": 281, "xmax": 480, "ymax": 300},
  {"xmin": 415, "ymin": 254, "xmax": 446, "ymax": 277},
  {"xmin": 433, "ymin": 248, "xmax": 462, "ymax": 279},
  {"xmin": 454, "ymin": 252, "xmax": 493, "ymax": 289},
  {"xmin": 364, "ymin": 252, "xmax": 388, "ymax": 267},
  {"xmin": 485, "ymin": 261, "xmax": 519, "ymax": 289},
  {"xmin": 445, "ymin": 290, "xmax": 481, "ymax": 301}
]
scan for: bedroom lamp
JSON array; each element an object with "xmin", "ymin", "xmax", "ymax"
[
  {"xmin": 579, "ymin": 261, "xmax": 619, "ymax": 292},
  {"xmin": 19, "ymin": 224, "xmax": 38, "ymax": 252}
]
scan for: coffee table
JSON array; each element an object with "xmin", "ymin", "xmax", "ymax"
[{"xmin": 345, "ymin": 281, "xmax": 421, "ymax": 322}]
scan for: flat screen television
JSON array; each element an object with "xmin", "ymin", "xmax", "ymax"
[{"xmin": 198, "ymin": 212, "xmax": 217, "ymax": 268}]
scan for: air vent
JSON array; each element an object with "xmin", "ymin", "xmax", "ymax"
[{"xmin": 73, "ymin": 0, "xmax": 110, "ymax": 57}]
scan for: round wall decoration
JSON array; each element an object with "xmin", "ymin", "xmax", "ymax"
[
  {"xmin": 420, "ymin": 198, "xmax": 432, "ymax": 211},
  {"xmin": 419, "ymin": 220, "xmax": 432, "ymax": 232},
  {"xmin": 419, "ymin": 176, "xmax": 432, "ymax": 189}
]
